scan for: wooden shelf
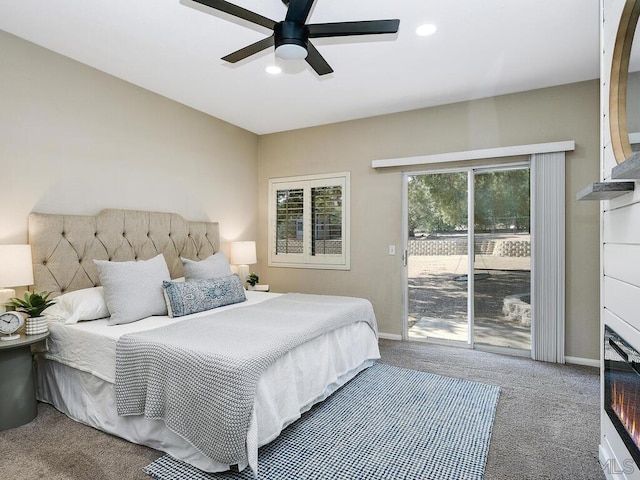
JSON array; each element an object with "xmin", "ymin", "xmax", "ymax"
[
  {"xmin": 612, "ymin": 152, "xmax": 640, "ymax": 179},
  {"xmin": 576, "ymin": 182, "xmax": 635, "ymax": 201}
]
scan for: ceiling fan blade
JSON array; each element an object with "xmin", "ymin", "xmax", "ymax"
[
  {"xmin": 285, "ymin": 0, "xmax": 316, "ymax": 24},
  {"xmin": 191, "ymin": 0, "xmax": 277, "ymax": 30},
  {"xmin": 305, "ymin": 41, "xmax": 333, "ymax": 76},
  {"xmin": 222, "ymin": 36, "xmax": 275, "ymax": 63},
  {"xmin": 308, "ymin": 19, "xmax": 400, "ymax": 38}
]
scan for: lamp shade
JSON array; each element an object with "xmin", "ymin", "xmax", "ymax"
[
  {"xmin": 229, "ymin": 241, "xmax": 257, "ymax": 266},
  {"xmin": 0, "ymin": 245, "xmax": 34, "ymax": 287}
]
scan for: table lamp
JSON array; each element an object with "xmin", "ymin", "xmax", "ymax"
[
  {"xmin": 229, "ymin": 241, "xmax": 256, "ymax": 286},
  {"xmin": 0, "ymin": 245, "xmax": 35, "ymax": 313}
]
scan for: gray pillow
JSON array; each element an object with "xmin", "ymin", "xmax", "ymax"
[
  {"xmin": 181, "ymin": 252, "xmax": 232, "ymax": 280},
  {"xmin": 94, "ymin": 254, "xmax": 171, "ymax": 325},
  {"xmin": 162, "ymin": 274, "xmax": 246, "ymax": 318}
]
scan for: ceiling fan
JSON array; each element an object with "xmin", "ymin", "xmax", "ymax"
[{"xmin": 191, "ymin": 0, "xmax": 400, "ymax": 75}]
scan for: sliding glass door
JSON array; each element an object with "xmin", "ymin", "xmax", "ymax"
[
  {"xmin": 405, "ymin": 165, "xmax": 531, "ymax": 353},
  {"xmin": 406, "ymin": 171, "xmax": 469, "ymax": 343},
  {"xmin": 472, "ymin": 168, "xmax": 531, "ymax": 350}
]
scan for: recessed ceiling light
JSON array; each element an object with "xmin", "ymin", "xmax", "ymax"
[
  {"xmin": 266, "ymin": 65, "xmax": 282, "ymax": 75},
  {"xmin": 416, "ymin": 24, "xmax": 437, "ymax": 37}
]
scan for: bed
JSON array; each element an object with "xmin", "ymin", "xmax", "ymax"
[{"xmin": 29, "ymin": 209, "xmax": 380, "ymax": 475}]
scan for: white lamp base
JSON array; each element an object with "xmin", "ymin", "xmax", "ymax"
[
  {"xmin": 237, "ymin": 265, "xmax": 250, "ymax": 285},
  {"xmin": 0, "ymin": 288, "xmax": 16, "ymax": 314}
]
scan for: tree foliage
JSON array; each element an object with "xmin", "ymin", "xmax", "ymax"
[{"xmin": 408, "ymin": 169, "xmax": 530, "ymax": 236}]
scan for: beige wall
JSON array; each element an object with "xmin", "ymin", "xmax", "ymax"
[
  {"xmin": 258, "ymin": 80, "xmax": 601, "ymax": 361},
  {"xmin": 1, "ymin": 31, "xmax": 601, "ymax": 361},
  {"xmin": 0, "ymin": 31, "xmax": 259, "ymax": 251}
]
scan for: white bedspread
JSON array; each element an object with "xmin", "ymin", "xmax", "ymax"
[
  {"xmin": 115, "ymin": 293, "xmax": 378, "ymax": 469},
  {"xmin": 43, "ymin": 291, "xmax": 281, "ymax": 383}
]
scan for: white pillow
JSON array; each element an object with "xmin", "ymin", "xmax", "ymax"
[
  {"xmin": 94, "ymin": 254, "xmax": 171, "ymax": 325},
  {"xmin": 181, "ymin": 252, "xmax": 232, "ymax": 280},
  {"xmin": 44, "ymin": 286, "xmax": 109, "ymax": 325}
]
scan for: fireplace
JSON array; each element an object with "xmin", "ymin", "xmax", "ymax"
[{"xmin": 605, "ymin": 326, "xmax": 640, "ymax": 468}]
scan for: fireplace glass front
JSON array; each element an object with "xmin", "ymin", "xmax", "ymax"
[{"xmin": 605, "ymin": 325, "xmax": 640, "ymax": 467}]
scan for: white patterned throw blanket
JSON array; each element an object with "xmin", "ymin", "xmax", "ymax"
[{"xmin": 115, "ymin": 293, "xmax": 377, "ymax": 472}]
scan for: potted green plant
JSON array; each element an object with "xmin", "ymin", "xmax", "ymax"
[
  {"xmin": 246, "ymin": 273, "xmax": 259, "ymax": 290},
  {"xmin": 5, "ymin": 291, "xmax": 55, "ymax": 335}
]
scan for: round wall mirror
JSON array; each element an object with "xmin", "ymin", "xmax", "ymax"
[
  {"xmin": 610, "ymin": 0, "xmax": 640, "ymax": 164},
  {"xmin": 628, "ymin": 13, "xmax": 640, "ymax": 152}
]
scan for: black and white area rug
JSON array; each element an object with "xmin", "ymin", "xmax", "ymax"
[{"xmin": 144, "ymin": 363, "xmax": 500, "ymax": 480}]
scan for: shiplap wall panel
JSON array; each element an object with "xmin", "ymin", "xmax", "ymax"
[
  {"xmin": 599, "ymin": 0, "xmax": 640, "ymax": 475},
  {"xmin": 603, "ymin": 146, "xmax": 617, "ymax": 179},
  {"xmin": 603, "ymin": 202, "xmax": 640, "ymax": 243},
  {"xmin": 604, "ymin": 276, "xmax": 640, "ymax": 331},
  {"xmin": 604, "ymin": 309, "xmax": 640, "ymax": 354},
  {"xmin": 603, "ymin": 243, "xmax": 640, "ymax": 286},
  {"xmin": 606, "ymin": 189, "xmax": 640, "ymax": 209}
]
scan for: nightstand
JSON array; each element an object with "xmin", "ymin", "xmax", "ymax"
[
  {"xmin": 0, "ymin": 332, "xmax": 49, "ymax": 431},
  {"xmin": 249, "ymin": 284, "xmax": 270, "ymax": 292}
]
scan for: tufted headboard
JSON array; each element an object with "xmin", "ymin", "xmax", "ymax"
[{"xmin": 28, "ymin": 209, "xmax": 220, "ymax": 296}]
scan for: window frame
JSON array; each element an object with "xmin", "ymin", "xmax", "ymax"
[{"xmin": 268, "ymin": 172, "xmax": 350, "ymax": 270}]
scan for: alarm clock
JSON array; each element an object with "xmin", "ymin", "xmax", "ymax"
[{"xmin": 0, "ymin": 311, "xmax": 25, "ymax": 341}]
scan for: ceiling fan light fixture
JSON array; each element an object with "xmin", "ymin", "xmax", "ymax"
[
  {"xmin": 274, "ymin": 21, "xmax": 309, "ymax": 60},
  {"xmin": 193, "ymin": 0, "xmax": 400, "ymax": 75},
  {"xmin": 275, "ymin": 43, "xmax": 308, "ymax": 60}
]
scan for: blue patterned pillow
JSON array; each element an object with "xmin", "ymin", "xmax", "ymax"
[{"xmin": 162, "ymin": 274, "xmax": 246, "ymax": 318}]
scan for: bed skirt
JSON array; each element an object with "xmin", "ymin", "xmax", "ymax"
[{"xmin": 36, "ymin": 322, "xmax": 380, "ymax": 472}]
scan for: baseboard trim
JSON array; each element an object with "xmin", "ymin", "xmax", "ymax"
[
  {"xmin": 565, "ymin": 356, "xmax": 599, "ymax": 368},
  {"xmin": 376, "ymin": 337, "xmax": 601, "ymax": 367},
  {"xmin": 378, "ymin": 332, "xmax": 402, "ymax": 341}
]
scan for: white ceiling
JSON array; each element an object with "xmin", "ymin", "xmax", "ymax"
[{"xmin": 0, "ymin": 0, "xmax": 600, "ymax": 135}]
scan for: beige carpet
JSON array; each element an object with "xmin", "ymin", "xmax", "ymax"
[{"xmin": 0, "ymin": 340, "xmax": 603, "ymax": 480}]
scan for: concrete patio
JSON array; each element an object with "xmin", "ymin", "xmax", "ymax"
[{"xmin": 407, "ymin": 251, "xmax": 531, "ymax": 350}]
